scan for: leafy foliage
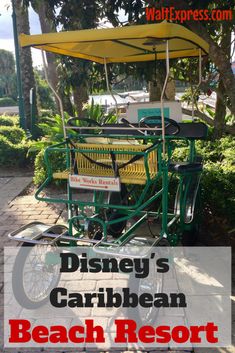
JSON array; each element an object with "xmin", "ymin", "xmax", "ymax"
[
  {"xmin": 0, "ymin": 116, "xmax": 14, "ymax": 127},
  {"xmin": 0, "ymin": 115, "xmax": 19, "ymax": 126},
  {"xmin": 0, "ymin": 135, "xmax": 29, "ymax": 167},
  {"xmin": 0, "ymin": 115, "xmax": 31, "ymax": 167},
  {"xmin": 29, "ymin": 113, "xmax": 70, "ymax": 154},
  {"xmin": 33, "ymin": 148, "xmax": 67, "ymax": 186},
  {"xmin": 0, "ymin": 50, "xmax": 17, "ymax": 100},
  {"xmin": 32, "ymin": 102, "xmax": 118, "ymax": 184},
  {"xmin": 0, "ymin": 97, "xmax": 17, "ymax": 107},
  {"xmin": 173, "ymin": 136, "xmax": 235, "ymax": 231},
  {"xmin": 28, "ymin": 112, "xmax": 70, "ymax": 184},
  {"xmin": 34, "ymin": 69, "xmax": 56, "ymax": 110},
  {"xmin": 83, "ymin": 99, "xmax": 117, "ymax": 125},
  {"xmin": 0, "ymin": 126, "xmax": 26, "ymax": 144}
]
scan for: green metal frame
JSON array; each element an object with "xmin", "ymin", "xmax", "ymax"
[{"xmin": 35, "ymin": 133, "xmax": 202, "ymax": 246}]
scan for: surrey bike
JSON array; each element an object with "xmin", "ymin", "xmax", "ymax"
[{"xmin": 9, "ymin": 22, "xmax": 208, "ymax": 309}]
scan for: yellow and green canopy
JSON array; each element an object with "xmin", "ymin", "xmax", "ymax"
[{"xmin": 19, "ymin": 21, "xmax": 209, "ymax": 64}]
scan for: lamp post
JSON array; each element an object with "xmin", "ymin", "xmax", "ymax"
[{"xmin": 12, "ymin": 0, "xmax": 26, "ymax": 129}]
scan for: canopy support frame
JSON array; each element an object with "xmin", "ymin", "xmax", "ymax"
[
  {"xmin": 41, "ymin": 50, "xmax": 66, "ymax": 138},
  {"xmin": 192, "ymin": 48, "xmax": 202, "ymax": 120},
  {"xmin": 160, "ymin": 40, "xmax": 169, "ymax": 159},
  {"xmin": 104, "ymin": 58, "xmax": 119, "ymax": 118}
]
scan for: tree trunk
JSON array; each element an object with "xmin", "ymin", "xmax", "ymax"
[
  {"xmin": 149, "ymin": 61, "xmax": 175, "ymax": 102},
  {"xmin": 149, "ymin": 81, "xmax": 161, "ymax": 101},
  {"xmin": 149, "ymin": 78, "xmax": 175, "ymax": 101},
  {"xmin": 213, "ymin": 23, "xmax": 231, "ymax": 138},
  {"xmin": 188, "ymin": 21, "xmax": 235, "ymax": 117},
  {"xmin": 31, "ymin": 0, "xmax": 60, "ymax": 112},
  {"xmin": 14, "ymin": 0, "xmax": 38, "ymax": 129},
  {"xmin": 73, "ymin": 84, "xmax": 89, "ymax": 118},
  {"xmin": 214, "ymin": 78, "xmax": 226, "ymax": 138},
  {"xmin": 182, "ymin": 107, "xmax": 235, "ymax": 135},
  {"xmin": 153, "ymin": 0, "xmax": 235, "ymax": 116},
  {"xmin": 60, "ymin": 90, "xmax": 74, "ymax": 116},
  {"xmin": 166, "ymin": 78, "xmax": 176, "ymax": 101}
]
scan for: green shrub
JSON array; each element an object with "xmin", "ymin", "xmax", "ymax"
[
  {"xmin": 200, "ymin": 137, "xmax": 235, "ymax": 226},
  {"xmin": 0, "ymin": 116, "xmax": 14, "ymax": 126},
  {"xmin": 0, "ymin": 135, "xmax": 28, "ymax": 167},
  {"xmin": 201, "ymin": 163, "xmax": 235, "ymax": 225},
  {"xmin": 0, "ymin": 97, "xmax": 17, "ymax": 107},
  {"xmin": 0, "ymin": 126, "xmax": 26, "ymax": 144},
  {"xmin": 173, "ymin": 136, "xmax": 235, "ymax": 230},
  {"xmin": 33, "ymin": 150, "xmax": 47, "ymax": 186},
  {"xmin": 33, "ymin": 148, "xmax": 66, "ymax": 186},
  {"xmin": 0, "ymin": 115, "xmax": 19, "ymax": 126}
]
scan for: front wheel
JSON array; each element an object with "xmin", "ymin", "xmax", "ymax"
[{"xmin": 12, "ymin": 240, "xmax": 61, "ymax": 309}]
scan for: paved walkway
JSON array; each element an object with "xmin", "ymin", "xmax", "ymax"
[
  {"xmin": 0, "ymin": 175, "xmax": 234, "ymax": 353},
  {"xmin": 0, "ymin": 176, "xmax": 32, "ymax": 212}
]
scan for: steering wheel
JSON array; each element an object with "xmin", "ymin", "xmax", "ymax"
[
  {"xmin": 67, "ymin": 117, "xmax": 101, "ymax": 133},
  {"xmin": 139, "ymin": 116, "xmax": 180, "ymax": 135}
]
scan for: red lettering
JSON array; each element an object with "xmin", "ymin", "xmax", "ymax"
[
  {"xmin": 69, "ymin": 325, "xmax": 84, "ymax": 343},
  {"xmin": 9, "ymin": 319, "xmax": 31, "ymax": 343},
  {"xmin": 205, "ymin": 322, "xmax": 218, "ymax": 343},
  {"xmin": 115, "ymin": 319, "xmax": 137, "ymax": 343},
  {"xmin": 172, "ymin": 326, "xmax": 190, "ymax": 343},
  {"xmin": 155, "ymin": 325, "xmax": 171, "ymax": 343},
  {"xmin": 86, "ymin": 320, "xmax": 105, "ymax": 343},
  {"xmin": 145, "ymin": 7, "xmax": 155, "ymax": 21},
  {"xmin": 8, "ymin": 319, "xmax": 219, "ymax": 345},
  {"xmin": 50, "ymin": 326, "xmax": 68, "ymax": 343},
  {"xmin": 190, "ymin": 325, "xmax": 204, "ymax": 343},
  {"xmin": 32, "ymin": 326, "xmax": 49, "ymax": 343},
  {"xmin": 138, "ymin": 326, "xmax": 155, "ymax": 343}
]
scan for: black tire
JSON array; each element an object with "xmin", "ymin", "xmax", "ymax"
[
  {"xmin": 181, "ymin": 191, "xmax": 201, "ymax": 246},
  {"xmin": 107, "ymin": 211, "xmax": 127, "ymax": 238},
  {"xmin": 12, "ymin": 241, "xmax": 61, "ymax": 309},
  {"xmin": 127, "ymin": 239, "xmax": 168, "ymax": 326},
  {"xmin": 181, "ymin": 225, "xmax": 198, "ymax": 246},
  {"xmin": 106, "ymin": 184, "xmax": 128, "ymax": 238}
]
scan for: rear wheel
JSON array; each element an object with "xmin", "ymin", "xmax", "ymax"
[
  {"xmin": 128, "ymin": 238, "xmax": 169, "ymax": 326},
  {"xmin": 181, "ymin": 226, "xmax": 198, "ymax": 246},
  {"xmin": 12, "ymin": 240, "xmax": 61, "ymax": 309},
  {"xmin": 90, "ymin": 184, "xmax": 128, "ymax": 239},
  {"xmin": 181, "ymin": 192, "xmax": 201, "ymax": 246}
]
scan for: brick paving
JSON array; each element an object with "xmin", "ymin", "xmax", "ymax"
[
  {"xmin": 0, "ymin": 175, "xmax": 234, "ymax": 353},
  {"xmin": 0, "ymin": 176, "xmax": 32, "ymax": 212}
]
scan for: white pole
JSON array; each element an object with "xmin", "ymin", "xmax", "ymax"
[
  {"xmin": 160, "ymin": 40, "xmax": 170, "ymax": 159},
  {"xmin": 104, "ymin": 58, "xmax": 119, "ymax": 118},
  {"xmin": 192, "ymin": 48, "xmax": 202, "ymax": 121},
  {"xmin": 41, "ymin": 50, "xmax": 66, "ymax": 138}
]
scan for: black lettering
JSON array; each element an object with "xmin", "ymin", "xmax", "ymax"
[
  {"xmin": 154, "ymin": 293, "xmax": 169, "ymax": 307},
  {"xmin": 89, "ymin": 258, "xmax": 102, "ymax": 273},
  {"xmin": 157, "ymin": 258, "xmax": 169, "ymax": 273},
  {"xmin": 106, "ymin": 288, "xmax": 122, "ymax": 307},
  {"xmin": 170, "ymin": 293, "xmax": 187, "ymax": 307},
  {"xmin": 122, "ymin": 288, "xmax": 138, "ymax": 307},
  {"xmin": 50, "ymin": 287, "xmax": 67, "ymax": 307}
]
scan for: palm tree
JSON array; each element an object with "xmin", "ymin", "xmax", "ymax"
[
  {"xmin": 13, "ymin": 0, "xmax": 38, "ymax": 129},
  {"xmin": 30, "ymin": 0, "xmax": 62, "ymax": 112}
]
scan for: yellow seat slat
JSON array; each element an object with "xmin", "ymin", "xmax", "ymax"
[{"xmin": 53, "ymin": 143, "xmax": 157, "ymax": 185}]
